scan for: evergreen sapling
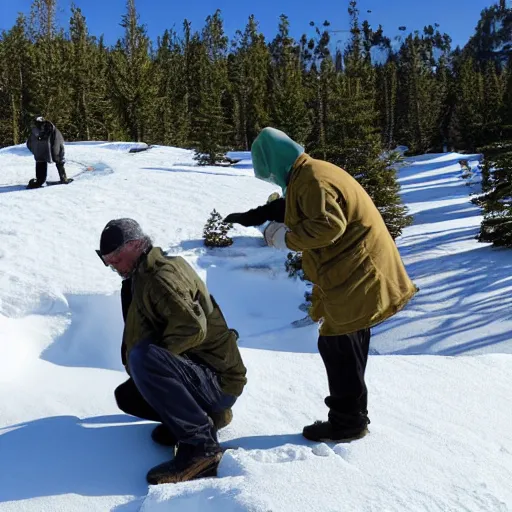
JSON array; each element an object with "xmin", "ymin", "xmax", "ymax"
[{"xmin": 203, "ymin": 209, "xmax": 234, "ymax": 247}]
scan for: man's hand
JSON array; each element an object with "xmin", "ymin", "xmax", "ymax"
[{"xmin": 263, "ymin": 221, "xmax": 289, "ymax": 249}]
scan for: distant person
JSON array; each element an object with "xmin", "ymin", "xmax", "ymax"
[
  {"xmin": 224, "ymin": 127, "xmax": 417, "ymax": 443},
  {"xmin": 96, "ymin": 218, "xmax": 247, "ymax": 484},
  {"xmin": 26, "ymin": 116, "xmax": 71, "ymax": 188}
]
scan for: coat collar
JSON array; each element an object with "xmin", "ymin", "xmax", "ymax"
[
  {"xmin": 134, "ymin": 245, "xmax": 157, "ymax": 276},
  {"xmin": 287, "ymin": 153, "xmax": 311, "ymax": 189}
]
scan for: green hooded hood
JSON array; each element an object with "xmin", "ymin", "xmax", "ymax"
[{"xmin": 251, "ymin": 127, "xmax": 304, "ymax": 195}]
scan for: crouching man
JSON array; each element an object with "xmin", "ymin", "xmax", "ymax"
[{"xmin": 97, "ymin": 218, "xmax": 247, "ymax": 484}]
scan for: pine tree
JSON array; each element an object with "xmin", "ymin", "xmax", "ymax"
[
  {"xmin": 193, "ymin": 10, "xmax": 232, "ymax": 165},
  {"xmin": 464, "ymin": 3, "xmax": 512, "ymax": 66},
  {"xmin": 183, "ymin": 22, "xmax": 204, "ymax": 147},
  {"xmin": 285, "ymin": 252, "xmax": 306, "ymax": 280},
  {"xmin": 502, "ymin": 57, "xmax": 512, "ymax": 141},
  {"xmin": 482, "ymin": 60, "xmax": 504, "ymax": 144},
  {"xmin": 450, "ymin": 56, "xmax": 485, "ymax": 150},
  {"xmin": 203, "ymin": 209, "xmax": 233, "ymax": 247},
  {"xmin": 475, "ymin": 145, "xmax": 512, "ymax": 246},
  {"xmin": 228, "ymin": 15, "xmax": 270, "ymax": 150},
  {"xmin": 152, "ymin": 29, "xmax": 189, "ymax": 146},
  {"xmin": 94, "ymin": 36, "xmax": 126, "ymax": 140},
  {"xmin": 434, "ymin": 55, "xmax": 453, "ymax": 151},
  {"xmin": 328, "ymin": 0, "xmax": 411, "ymax": 239},
  {"xmin": 303, "ymin": 21, "xmax": 337, "ymax": 161},
  {"xmin": 395, "ymin": 27, "xmax": 450, "ymax": 154},
  {"xmin": 68, "ymin": 6, "xmax": 97, "ymax": 140},
  {"xmin": 109, "ymin": 0, "xmax": 154, "ymax": 142},
  {"xmin": 449, "ymin": 3, "xmax": 510, "ymax": 151},
  {"xmin": 377, "ymin": 59, "xmax": 398, "ymax": 149},
  {"xmin": 28, "ymin": 0, "xmax": 71, "ymax": 127},
  {"xmin": 0, "ymin": 14, "xmax": 32, "ymax": 146},
  {"xmin": 269, "ymin": 15, "xmax": 310, "ymax": 144}
]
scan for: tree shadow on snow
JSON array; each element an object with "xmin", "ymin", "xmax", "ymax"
[
  {"xmin": 373, "ymin": 244, "xmax": 512, "ymax": 355},
  {"xmin": 399, "ymin": 182, "xmax": 472, "ymax": 204},
  {"xmin": 398, "ymin": 227, "xmax": 478, "ymax": 258},
  {"xmin": 401, "ymin": 153, "xmax": 480, "ymax": 170},
  {"xmin": 398, "ymin": 167, "xmax": 461, "ymax": 187},
  {"xmin": 141, "ymin": 166, "xmax": 251, "ymax": 178},
  {"xmin": 411, "ymin": 202, "xmax": 480, "ymax": 226},
  {"xmin": 0, "ymin": 415, "xmax": 169, "ymax": 502}
]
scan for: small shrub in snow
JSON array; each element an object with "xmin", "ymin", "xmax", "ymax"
[
  {"xmin": 203, "ymin": 209, "xmax": 233, "ymax": 248},
  {"xmin": 285, "ymin": 252, "xmax": 306, "ymax": 280}
]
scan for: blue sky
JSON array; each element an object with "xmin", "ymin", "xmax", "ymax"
[{"xmin": 0, "ymin": 0, "xmax": 498, "ymax": 50}]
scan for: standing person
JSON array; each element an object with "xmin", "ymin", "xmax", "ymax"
[
  {"xmin": 96, "ymin": 218, "xmax": 247, "ymax": 484},
  {"xmin": 26, "ymin": 116, "xmax": 71, "ymax": 188},
  {"xmin": 224, "ymin": 127, "xmax": 417, "ymax": 442}
]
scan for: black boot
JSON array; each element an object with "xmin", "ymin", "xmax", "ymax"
[
  {"xmin": 302, "ymin": 418, "xmax": 369, "ymax": 443},
  {"xmin": 56, "ymin": 163, "xmax": 72, "ymax": 184},
  {"xmin": 27, "ymin": 178, "xmax": 42, "ymax": 189},
  {"xmin": 33, "ymin": 161, "xmax": 48, "ymax": 187}
]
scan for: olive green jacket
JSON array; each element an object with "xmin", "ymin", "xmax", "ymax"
[{"xmin": 123, "ymin": 247, "xmax": 247, "ymax": 396}]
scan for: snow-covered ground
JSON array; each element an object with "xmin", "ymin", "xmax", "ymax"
[{"xmin": 0, "ymin": 143, "xmax": 510, "ymax": 512}]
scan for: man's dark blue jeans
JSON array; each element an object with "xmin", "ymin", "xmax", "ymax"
[{"xmin": 115, "ymin": 340, "xmax": 236, "ymax": 448}]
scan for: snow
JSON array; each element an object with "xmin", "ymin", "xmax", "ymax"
[{"xmin": 0, "ymin": 143, "xmax": 511, "ymax": 512}]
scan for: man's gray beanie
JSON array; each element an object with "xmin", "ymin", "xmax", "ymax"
[{"xmin": 99, "ymin": 218, "xmax": 145, "ymax": 256}]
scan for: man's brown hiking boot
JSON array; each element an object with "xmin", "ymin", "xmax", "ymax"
[{"xmin": 147, "ymin": 442, "xmax": 222, "ymax": 485}]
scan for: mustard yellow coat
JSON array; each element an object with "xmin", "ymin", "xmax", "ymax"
[{"xmin": 284, "ymin": 154, "xmax": 417, "ymax": 336}]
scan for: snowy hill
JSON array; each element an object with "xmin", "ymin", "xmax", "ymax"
[{"xmin": 0, "ymin": 143, "xmax": 511, "ymax": 512}]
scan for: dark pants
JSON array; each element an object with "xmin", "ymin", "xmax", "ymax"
[
  {"xmin": 35, "ymin": 161, "xmax": 67, "ymax": 185},
  {"xmin": 115, "ymin": 378, "xmax": 161, "ymax": 422},
  {"xmin": 116, "ymin": 340, "xmax": 236, "ymax": 447},
  {"xmin": 318, "ymin": 329, "xmax": 371, "ymax": 428},
  {"xmin": 119, "ymin": 278, "xmax": 133, "ymax": 366}
]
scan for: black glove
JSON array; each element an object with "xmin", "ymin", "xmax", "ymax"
[
  {"xmin": 224, "ymin": 212, "xmax": 252, "ymax": 226},
  {"xmin": 224, "ymin": 199, "xmax": 286, "ymax": 227}
]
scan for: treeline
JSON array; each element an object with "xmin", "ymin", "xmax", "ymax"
[
  {"xmin": 0, "ymin": 0, "xmax": 511, "ymax": 241},
  {"xmin": 1, "ymin": 0, "xmax": 510, "ymax": 154}
]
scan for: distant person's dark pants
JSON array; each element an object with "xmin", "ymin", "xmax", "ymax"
[
  {"xmin": 35, "ymin": 162, "xmax": 47, "ymax": 185},
  {"xmin": 35, "ymin": 161, "xmax": 67, "ymax": 185},
  {"xmin": 318, "ymin": 329, "xmax": 371, "ymax": 427},
  {"xmin": 115, "ymin": 340, "xmax": 236, "ymax": 447}
]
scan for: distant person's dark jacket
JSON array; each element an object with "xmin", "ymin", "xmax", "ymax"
[{"xmin": 26, "ymin": 121, "xmax": 65, "ymax": 164}]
